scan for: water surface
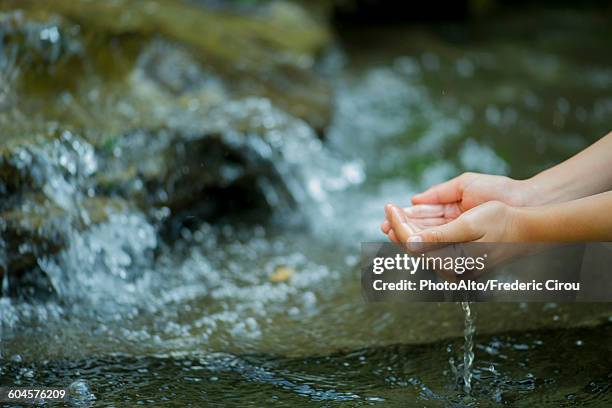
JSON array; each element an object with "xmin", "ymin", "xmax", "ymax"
[{"xmin": 1, "ymin": 6, "xmax": 612, "ymax": 407}]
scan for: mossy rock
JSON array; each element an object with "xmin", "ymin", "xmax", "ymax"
[
  {"xmin": 0, "ymin": 1, "xmax": 331, "ymax": 281},
  {"xmin": 95, "ymin": 123, "xmax": 295, "ymax": 222},
  {"xmin": 0, "ymin": 101, "xmax": 307, "ymax": 278},
  {"xmin": 0, "ymin": 0, "xmax": 333, "ymax": 132},
  {"xmin": 2, "ymin": 0, "xmax": 330, "ymax": 60},
  {"xmin": 0, "ymin": 130, "xmax": 97, "ymax": 203},
  {"xmin": 0, "ymin": 194, "xmax": 128, "ymax": 276}
]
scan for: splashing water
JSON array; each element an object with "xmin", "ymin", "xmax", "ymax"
[
  {"xmin": 461, "ymin": 301, "xmax": 475, "ymax": 394},
  {"xmin": 2, "ymin": 6, "xmax": 612, "ymax": 406},
  {"xmin": 67, "ymin": 379, "xmax": 96, "ymax": 406}
]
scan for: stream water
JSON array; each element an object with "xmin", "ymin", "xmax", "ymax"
[
  {"xmin": 1, "ymin": 6, "xmax": 612, "ymax": 407},
  {"xmin": 460, "ymin": 302, "xmax": 475, "ymax": 395}
]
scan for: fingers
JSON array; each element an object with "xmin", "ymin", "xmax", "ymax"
[
  {"xmin": 411, "ymin": 176, "xmax": 464, "ymax": 205},
  {"xmin": 387, "ymin": 203, "xmax": 455, "ymax": 221},
  {"xmin": 404, "ymin": 203, "xmax": 462, "ymax": 221},
  {"xmin": 387, "ymin": 205, "xmax": 420, "ymax": 243},
  {"xmin": 388, "ymin": 205, "xmax": 411, "ymax": 243},
  {"xmin": 383, "ymin": 204, "xmax": 405, "ymax": 243},
  {"xmin": 381, "ymin": 219, "xmax": 391, "ymax": 234},
  {"xmin": 403, "ymin": 204, "xmax": 445, "ymax": 218},
  {"xmin": 409, "ymin": 217, "xmax": 447, "ymax": 228},
  {"xmin": 385, "ymin": 203, "xmax": 406, "ymax": 223},
  {"xmin": 382, "ymin": 206, "xmax": 400, "ymax": 242},
  {"xmin": 380, "ymin": 204, "xmax": 438, "ymax": 243},
  {"xmin": 408, "ymin": 217, "xmax": 479, "ymax": 247}
]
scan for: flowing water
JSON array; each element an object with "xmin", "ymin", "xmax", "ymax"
[
  {"xmin": 2, "ymin": 5, "xmax": 612, "ymax": 407},
  {"xmin": 461, "ymin": 302, "xmax": 475, "ymax": 395},
  {"xmin": 448, "ymin": 303, "xmax": 476, "ymax": 398}
]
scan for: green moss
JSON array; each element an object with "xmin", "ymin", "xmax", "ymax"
[{"xmin": 0, "ymin": 0, "xmax": 333, "ymax": 133}]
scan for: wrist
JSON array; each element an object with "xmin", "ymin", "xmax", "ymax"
[
  {"xmin": 509, "ymin": 178, "xmax": 542, "ymax": 207},
  {"xmin": 523, "ymin": 171, "xmax": 587, "ymax": 206},
  {"xmin": 511, "ymin": 206, "xmax": 545, "ymax": 242}
]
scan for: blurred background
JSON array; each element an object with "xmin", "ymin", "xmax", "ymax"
[{"xmin": 1, "ymin": 0, "xmax": 611, "ymax": 406}]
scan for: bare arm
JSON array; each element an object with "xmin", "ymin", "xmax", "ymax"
[
  {"xmin": 383, "ymin": 131, "xmax": 612, "ymax": 244},
  {"xmin": 387, "ymin": 191, "xmax": 612, "ymax": 244},
  {"xmin": 526, "ymin": 131, "xmax": 612, "ymax": 205},
  {"xmin": 518, "ymin": 190, "xmax": 612, "ymax": 241}
]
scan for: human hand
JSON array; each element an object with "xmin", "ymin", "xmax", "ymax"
[
  {"xmin": 381, "ymin": 204, "xmax": 435, "ymax": 243},
  {"xmin": 381, "ymin": 172, "xmax": 531, "ymax": 243},
  {"xmin": 388, "ymin": 200, "xmax": 524, "ymax": 245},
  {"xmin": 411, "ymin": 172, "xmax": 532, "ymax": 217},
  {"xmin": 383, "ymin": 201, "xmax": 528, "ymax": 282}
]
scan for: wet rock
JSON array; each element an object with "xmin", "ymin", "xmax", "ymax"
[
  {"xmin": 0, "ymin": 194, "xmax": 128, "ymax": 276},
  {"xmin": 0, "ymin": 131, "xmax": 101, "ymax": 278},
  {"xmin": 0, "ymin": 10, "xmax": 84, "ymax": 111},
  {"xmin": 0, "ymin": 130, "xmax": 96, "ymax": 205},
  {"xmin": 96, "ymin": 125, "xmax": 295, "ymax": 222},
  {"xmin": 0, "ymin": 0, "xmax": 334, "ymax": 281},
  {"xmin": 0, "ymin": 93, "xmax": 329, "ymax": 279},
  {"xmin": 0, "ymin": 0, "xmax": 333, "ymax": 133},
  {"xmin": 0, "ymin": 121, "xmax": 298, "ymax": 278}
]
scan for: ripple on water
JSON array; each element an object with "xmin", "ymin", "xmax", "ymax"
[
  {"xmin": 2, "ymin": 8, "xmax": 612, "ymax": 406},
  {"xmin": 1, "ymin": 324, "xmax": 610, "ymax": 406}
]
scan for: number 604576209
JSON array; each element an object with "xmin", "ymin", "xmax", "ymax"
[{"xmin": 2, "ymin": 387, "xmax": 67, "ymax": 402}]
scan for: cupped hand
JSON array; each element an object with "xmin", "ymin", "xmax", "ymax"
[
  {"xmin": 412, "ymin": 171, "xmax": 531, "ymax": 215},
  {"xmin": 380, "ymin": 203, "xmax": 454, "ymax": 243},
  {"xmin": 389, "ymin": 200, "xmax": 524, "ymax": 245},
  {"xmin": 385, "ymin": 201, "xmax": 542, "ymax": 282},
  {"xmin": 381, "ymin": 172, "xmax": 531, "ymax": 243}
]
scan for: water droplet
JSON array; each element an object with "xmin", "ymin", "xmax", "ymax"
[{"xmin": 67, "ymin": 379, "xmax": 96, "ymax": 405}]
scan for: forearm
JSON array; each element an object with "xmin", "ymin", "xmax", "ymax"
[
  {"xmin": 524, "ymin": 131, "xmax": 612, "ymax": 205},
  {"xmin": 517, "ymin": 191, "xmax": 612, "ymax": 241}
]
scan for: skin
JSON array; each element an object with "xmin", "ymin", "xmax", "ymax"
[
  {"xmin": 381, "ymin": 131, "xmax": 612, "ymax": 244},
  {"xmin": 381, "ymin": 173, "xmax": 531, "ymax": 243}
]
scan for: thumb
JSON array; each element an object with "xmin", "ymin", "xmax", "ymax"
[
  {"xmin": 412, "ymin": 176, "xmax": 463, "ymax": 205},
  {"xmin": 407, "ymin": 218, "xmax": 477, "ymax": 248}
]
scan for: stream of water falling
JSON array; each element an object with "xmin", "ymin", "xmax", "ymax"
[
  {"xmin": 2, "ymin": 6, "xmax": 612, "ymax": 405},
  {"xmin": 461, "ymin": 301, "xmax": 476, "ymax": 394}
]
